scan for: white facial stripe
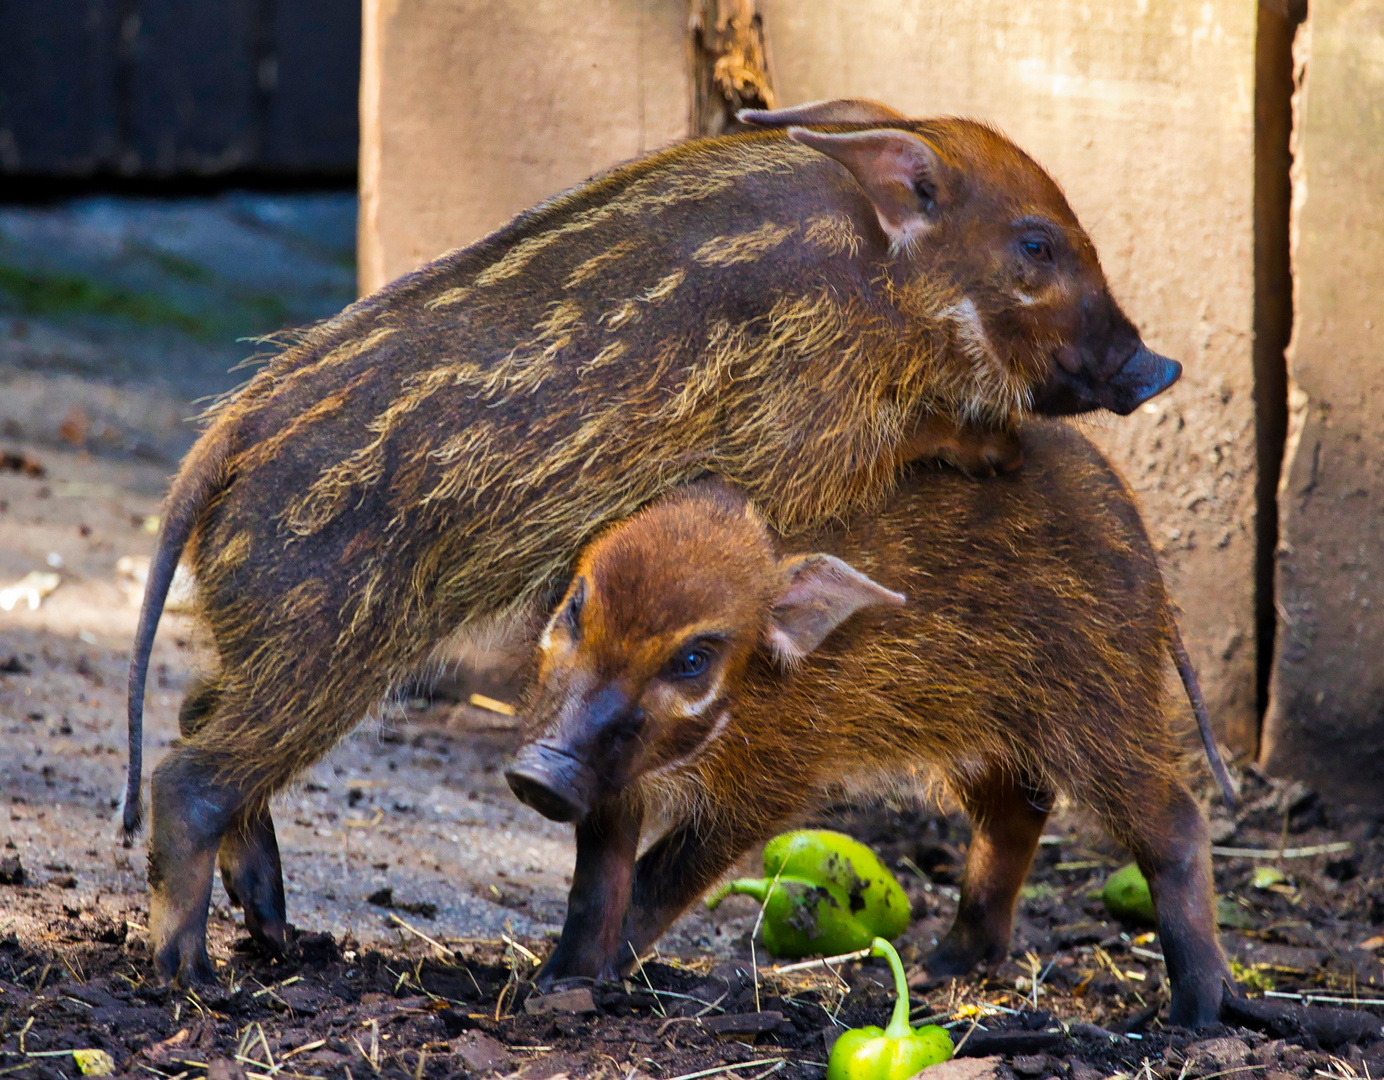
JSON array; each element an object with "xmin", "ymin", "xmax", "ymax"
[
  {"xmin": 647, "ymin": 708, "xmax": 732, "ymax": 778},
  {"xmin": 676, "ymin": 675, "xmax": 724, "ymax": 719},
  {"xmin": 1013, "ymin": 290, "xmax": 1039, "ymax": 307},
  {"xmin": 941, "ymin": 297, "xmax": 1004, "ymax": 375},
  {"xmin": 944, "ymin": 297, "xmax": 996, "ymax": 354}
]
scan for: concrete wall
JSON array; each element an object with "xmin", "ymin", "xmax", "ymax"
[
  {"xmin": 360, "ymin": 0, "xmax": 1263, "ymax": 753},
  {"xmin": 1260, "ymin": 0, "xmax": 1384, "ymax": 802},
  {"xmin": 358, "ymin": 0, "xmax": 689, "ymax": 293}
]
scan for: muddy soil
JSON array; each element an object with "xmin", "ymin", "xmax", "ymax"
[{"xmin": 2, "ymin": 441, "xmax": 1383, "ymax": 1080}]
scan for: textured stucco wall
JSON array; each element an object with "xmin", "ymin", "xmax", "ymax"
[
  {"xmin": 360, "ymin": 0, "xmax": 1262, "ymax": 753},
  {"xmin": 756, "ymin": 0, "xmax": 1261, "ymax": 754},
  {"xmin": 1260, "ymin": 0, "xmax": 1384, "ymax": 802},
  {"xmin": 358, "ymin": 0, "xmax": 689, "ymax": 293}
]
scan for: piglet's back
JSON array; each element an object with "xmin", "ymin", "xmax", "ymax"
[{"xmin": 732, "ymin": 421, "xmax": 1176, "ymax": 800}]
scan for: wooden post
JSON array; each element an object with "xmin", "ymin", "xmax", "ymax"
[
  {"xmin": 688, "ymin": 0, "xmax": 776, "ymax": 137},
  {"xmin": 1261, "ymin": 0, "xmax": 1384, "ymax": 803}
]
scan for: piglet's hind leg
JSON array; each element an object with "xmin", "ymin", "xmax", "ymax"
[
  {"xmin": 1128, "ymin": 784, "xmax": 1231, "ymax": 1027},
  {"xmin": 219, "ymin": 807, "xmax": 291, "ymax": 956},
  {"xmin": 147, "ymin": 749, "xmax": 245, "ymax": 986},
  {"xmin": 927, "ymin": 769, "xmax": 1051, "ymax": 976},
  {"xmin": 177, "ymin": 678, "xmax": 292, "ymax": 958}
]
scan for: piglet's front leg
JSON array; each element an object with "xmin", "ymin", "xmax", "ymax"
[
  {"xmin": 618, "ymin": 800, "xmax": 801, "ymax": 969},
  {"xmin": 536, "ymin": 798, "xmax": 644, "ymax": 989},
  {"xmin": 898, "ymin": 413, "xmax": 1023, "ymax": 477}
]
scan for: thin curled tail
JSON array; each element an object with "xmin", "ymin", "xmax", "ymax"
[
  {"xmin": 1170, "ymin": 622, "xmax": 1237, "ymax": 811},
  {"xmin": 123, "ymin": 425, "xmax": 233, "ymax": 841}
]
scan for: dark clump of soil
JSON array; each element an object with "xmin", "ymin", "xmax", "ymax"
[
  {"xmin": 1, "ymin": 910, "xmax": 1382, "ymax": 1080},
  {"xmin": 2, "ymin": 758, "xmax": 1382, "ymax": 1080}
]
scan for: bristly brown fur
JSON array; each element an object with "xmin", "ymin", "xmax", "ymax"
[
  {"xmin": 152, "ymin": 123, "xmax": 1107, "ymax": 807},
  {"xmin": 534, "ymin": 422, "xmax": 1190, "ymax": 846},
  {"xmin": 126, "ymin": 111, "xmax": 1169, "ymax": 984},
  {"xmin": 517, "ymin": 422, "xmax": 1230, "ymax": 1024}
]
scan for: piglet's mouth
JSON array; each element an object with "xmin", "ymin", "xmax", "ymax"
[{"xmin": 1102, "ymin": 345, "xmax": 1182, "ymax": 415}]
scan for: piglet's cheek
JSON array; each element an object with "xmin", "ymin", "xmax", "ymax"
[{"xmin": 645, "ymin": 708, "xmax": 731, "ymax": 776}]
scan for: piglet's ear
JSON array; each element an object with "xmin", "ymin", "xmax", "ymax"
[
  {"xmin": 738, "ymin": 97, "xmax": 907, "ymax": 127},
  {"xmin": 765, "ymin": 554, "xmax": 906, "ymax": 668},
  {"xmin": 788, "ymin": 127, "xmax": 944, "ymax": 247}
]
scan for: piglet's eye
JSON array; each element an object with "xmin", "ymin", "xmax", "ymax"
[
  {"xmin": 563, "ymin": 578, "xmax": 586, "ymax": 637},
  {"xmin": 912, "ymin": 178, "xmax": 938, "ymax": 215},
  {"xmin": 1020, "ymin": 237, "xmax": 1053, "ymax": 264},
  {"xmin": 666, "ymin": 647, "xmax": 710, "ymax": 680}
]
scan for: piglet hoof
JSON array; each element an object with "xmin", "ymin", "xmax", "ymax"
[
  {"xmin": 922, "ymin": 935, "xmax": 989, "ymax": 978},
  {"xmin": 545, "ymin": 975, "xmax": 595, "ymax": 995},
  {"xmin": 1205, "ymin": 974, "xmax": 1245, "ymax": 1031},
  {"xmin": 533, "ymin": 967, "xmax": 595, "ymax": 995},
  {"xmin": 993, "ymin": 446, "xmax": 1024, "ymax": 475},
  {"xmin": 1168, "ymin": 969, "xmax": 1236, "ymax": 1030},
  {"xmin": 951, "ymin": 430, "xmax": 1023, "ymax": 478},
  {"xmin": 250, "ymin": 906, "xmax": 295, "ymax": 953},
  {"xmin": 156, "ymin": 941, "xmax": 219, "ymax": 989},
  {"xmin": 238, "ymin": 920, "xmax": 297, "ymax": 961},
  {"xmin": 978, "ymin": 434, "xmax": 1024, "ymax": 477}
]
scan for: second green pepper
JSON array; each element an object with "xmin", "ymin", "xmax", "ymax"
[
  {"xmin": 705, "ymin": 829, "xmax": 911, "ymax": 958},
  {"xmin": 1100, "ymin": 863, "xmax": 1157, "ymax": 925},
  {"xmin": 827, "ymin": 937, "xmax": 953, "ymax": 1080}
]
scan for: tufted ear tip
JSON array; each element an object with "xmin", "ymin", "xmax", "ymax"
[{"xmin": 739, "ymin": 98, "xmax": 908, "ymax": 128}]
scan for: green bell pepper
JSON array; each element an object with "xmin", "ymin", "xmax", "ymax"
[
  {"xmin": 707, "ymin": 875, "xmax": 876, "ymax": 957},
  {"xmin": 1100, "ymin": 863, "xmax": 1157, "ymax": 925},
  {"xmin": 764, "ymin": 831, "xmax": 911, "ymax": 941},
  {"xmin": 705, "ymin": 830, "xmax": 911, "ymax": 958},
  {"xmin": 827, "ymin": 938, "xmax": 952, "ymax": 1080}
]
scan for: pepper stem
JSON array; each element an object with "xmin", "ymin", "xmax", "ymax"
[
  {"xmin": 704, "ymin": 878, "xmax": 769, "ymax": 911},
  {"xmin": 870, "ymin": 936, "xmax": 912, "ymax": 1039}
]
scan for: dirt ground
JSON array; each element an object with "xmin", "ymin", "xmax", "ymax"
[{"xmin": 2, "ymin": 440, "xmax": 1383, "ymax": 1080}]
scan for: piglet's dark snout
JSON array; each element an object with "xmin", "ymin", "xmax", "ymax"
[
  {"xmin": 1034, "ymin": 341, "xmax": 1182, "ymax": 416},
  {"xmin": 1102, "ymin": 345, "xmax": 1182, "ymax": 415},
  {"xmin": 506, "ymin": 741, "xmax": 595, "ymax": 823},
  {"xmin": 508, "ymin": 688, "xmax": 648, "ymax": 822}
]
